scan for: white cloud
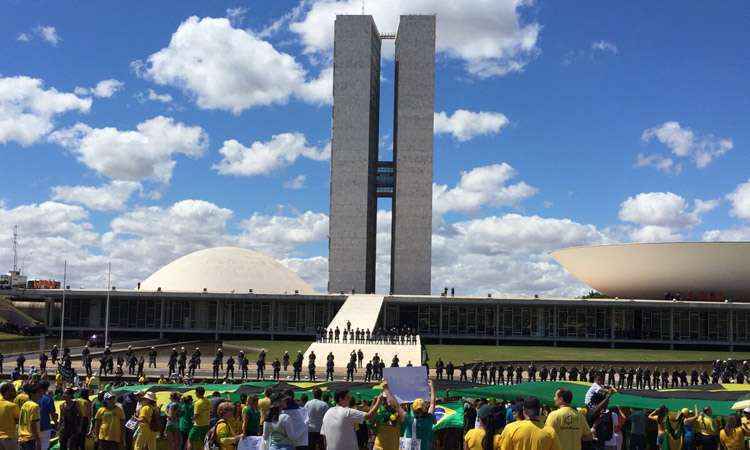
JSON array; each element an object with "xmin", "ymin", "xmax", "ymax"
[
  {"xmin": 0, "ymin": 201, "xmax": 102, "ymax": 286},
  {"xmin": 629, "ymin": 225, "xmax": 682, "ymax": 243},
  {"xmin": 74, "ymin": 79, "xmax": 124, "ymax": 98},
  {"xmin": 213, "ymin": 132, "xmax": 329, "ymax": 177},
  {"xmin": 283, "ymin": 175, "xmax": 307, "ymax": 190},
  {"xmin": 618, "ymin": 192, "xmax": 718, "ymax": 242},
  {"xmin": 147, "ymin": 89, "xmax": 173, "ymax": 103},
  {"xmin": 635, "ymin": 153, "xmax": 682, "ymax": 174},
  {"xmin": 433, "ymin": 163, "xmax": 537, "ymax": 216},
  {"xmin": 136, "ymin": 16, "xmax": 331, "ymax": 114},
  {"xmin": 618, "ymin": 192, "xmax": 716, "ymax": 228},
  {"xmin": 290, "ymin": 0, "xmax": 540, "ymax": 78},
  {"xmin": 641, "ymin": 121, "xmax": 733, "ymax": 169},
  {"xmin": 226, "ymin": 6, "xmax": 248, "ymax": 26},
  {"xmin": 36, "ymin": 26, "xmax": 61, "ymax": 45},
  {"xmin": 49, "ymin": 116, "xmax": 208, "ymax": 183},
  {"xmin": 434, "ymin": 110, "xmax": 509, "ymax": 141},
  {"xmin": 0, "ymin": 76, "xmax": 91, "ymax": 146},
  {"xmin": 703, "ymin": 227, "xmax": 750, "ymax": 242},
  {"xmin": 726, "ymin": 180, "xmax": 750, "ymax": 220},
  {"xmin": 591, "ymin": 40, "xmax": 618, "ymax": 54},
  {"xmin": 280, "ymin": 256, "xmax": 328, "ymax": 292},
  {"xmin": 428, "ymin": 213, "xmax": 609, "ymax": 296},
  {"xmin": 51, "ymin": 181, "xmax": 141, "ymax": 211},
  {"xmin": 18, "ymin": 26, "xmax": 61, "ymax": 45},
  {"xmin": 238, "ymin": 211, "xmax": 329, "ymax": 256}
]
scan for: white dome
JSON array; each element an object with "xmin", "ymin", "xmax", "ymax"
[{"xmin": 140, "ymin": 247, "xmax": 314, "ymax": 294}]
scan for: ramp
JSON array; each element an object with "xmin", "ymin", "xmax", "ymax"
[
  {"xmin": 327, "ymin": 294, "xmax": 384, "ymax": 332},
  {"xmin": 304, "ymin": 294, "xmax": 422, "ymax": 367},
  {"xmin": 304, "ymin": 335, "xmax": 422, "ymax": 369}
]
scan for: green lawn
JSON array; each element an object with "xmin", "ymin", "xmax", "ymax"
[
  {"xmin": 222, "ymin": 339, "xmax": 750, "ymax": 364},
  {"xmin": 0, "ymin": 332, "xmax": 29, "ymax": 341},
  {"xmin": 424, "ymin": 345, "xmax": 750, "ymax": 363}
]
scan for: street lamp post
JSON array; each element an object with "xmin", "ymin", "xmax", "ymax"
[
  {"xmin": 105, "ymin": 262, "xmax": 111, "ymax": 347},
  {"xmin": 60, "ymin": 260, "xmax": 67, "ymax": 351}
]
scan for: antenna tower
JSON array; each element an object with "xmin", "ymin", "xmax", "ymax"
[{"xmin": 12, "ymin": 225, "xmax": 18, "ymax": 272}]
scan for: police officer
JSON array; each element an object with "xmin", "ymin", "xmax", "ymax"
[
  {"xmin": 148, "ymin": 347, "xmax": 157, "ymax": 368},
  {"xmin": 272, "ymin": 358, "xmax": 281, "ymax": 380},
  {"xmin": 346, "ymin": 359, "xmax": 356, "ymax": 382}
]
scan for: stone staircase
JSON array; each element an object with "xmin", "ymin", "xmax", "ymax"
[{"xmin": 304, "ymin": 294, "xmax": 422, "ymax": 367}]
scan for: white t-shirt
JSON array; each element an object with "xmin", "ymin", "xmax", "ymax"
[
  {"xmin": 320, "ymin": 406, "xmax": 366, "ymax": 450},
  {"xmin": 304, "ymin": 399, "xmax": 329, "ymax": 433}
]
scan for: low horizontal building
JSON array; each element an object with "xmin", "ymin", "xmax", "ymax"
[
  {"xmin": 11, "ymin": 244, "xmax": 750, "ymax": 350},
  {"xmin": 9, "ymin": 288, "xmax": 750, "ymax": 350}
]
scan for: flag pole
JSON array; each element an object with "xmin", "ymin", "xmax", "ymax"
[
  {"xmin": 105, "ymin": 262, "xmax": 111, "ymax": 347},
  {"xmin": 60, "ymin": 260, "xmax": 67, "ymax": 351}
]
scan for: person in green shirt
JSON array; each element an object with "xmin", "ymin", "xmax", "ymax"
[
  {"xmin": 402, "ymin": 380, "xmax": 437, "ymax": 450},
  {"xmin": 178, "ymin": 395, "xmax": 194, "ymax": 449},
  {"xmin": 241, "ymin": 396, "xmax": 260, "ymax": 437}
]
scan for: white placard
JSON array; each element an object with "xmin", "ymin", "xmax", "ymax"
[
  {"xmin": 383, "ymin": 366, "xmax": 429, "ymax": 404},
  {"xmin": 237, "ymin": 436, "xmax": 263, "ymax": 450}
]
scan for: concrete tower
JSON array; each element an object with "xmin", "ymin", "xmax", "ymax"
[
  {"xmin": 390, "ymin": 15, "xmax": 435, "ymax": 295},
  {"xmin": 329, "ymin": 15, "xmax": 434, "ymax": 295},
  {"xmin": 328, "ymin": 15, "xmax": 381, "ymax": 294}
]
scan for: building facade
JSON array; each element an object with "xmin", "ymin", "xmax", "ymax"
[
  {"xmin": 11, "ymin": 289, "xmax": 750, "ymax": 350},
  {"xmin": 329, "ymin": 15, "xmax": 435, "ymax": 295}
]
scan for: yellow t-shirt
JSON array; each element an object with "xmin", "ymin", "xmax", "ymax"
[
  {"xmin": 12, "ymin": 381, "xmax": 22, "ymax": 392},
  {"xmin": 258, "ymin": 397, "xmax": 271, "ymax": 424},
  {"xmin": 373, "ymin": 422, "xmax": 401, "ymax": 450},
  {"xmin": 0, "ymin": 399, "xmax": 20, "ymax": 440},
  {"xmin": 496, "ymin": 420, "xmax": 562, "ymax": 450},
  {"xmin": 139, "ymin": 404, "xmax": 154, "ymax": 434},
  {"xmin": 545, "ymin": 406, "xmax": 591, "ymax": 450},
  {"xmin": 699, "ymin": 415, "xmax": 718, "ymax": 436},
  {"xmin": 88, "ymin": 376, "xmax": 100, "ymax": 387},
  {"xmin": 77, "ymin": 399, "xmax": 92, "ymax": 418},
  {"xmin": 18, "ymin": 400, "xmax": 40, "ymax": 443},
  {"xmin": 720, "ymin": 428, "xmax": 747, "ymax": 450},
  {"xmin": 14, "ymin": 392, "xmax": 29, "ymax": 409},
  {"xmin": 95, "ymin": 406, "xmax": 125, "ymax": 443},
  {"xmin": 216, "ymin": 420, "xmax": 235, "ymax": 450},
  {"xmin": 193, "ymin": 398, "xmax": 210, "ymax": 427},
  {"xmin": 464, "ymin": 428, "xmax": 487, "ymax": 450}
]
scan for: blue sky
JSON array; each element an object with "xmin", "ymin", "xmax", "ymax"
[{"xmin": 1, "ymin": 0, "xmax": 748, "ymax": 295}]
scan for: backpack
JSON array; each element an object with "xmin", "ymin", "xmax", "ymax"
[
  {"xmin": 204, "ymin": 419, "xmax": 225, "ymax": 450},
  {"xmin": 149, "ymin": 407, "xmax": 164, "ymax": 433},
  {"xmin": 594, "ymin": 411, "xmax": 614, "ymax": 443}
]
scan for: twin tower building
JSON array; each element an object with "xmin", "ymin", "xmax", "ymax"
[{"xmin": 328, "ymin": 15, "xmax": 435, "ymax": 295}]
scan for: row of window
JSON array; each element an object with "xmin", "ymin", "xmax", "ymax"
[{"xmin": 55, "ymin": 297, "xmax": 750, "ymax": 343}]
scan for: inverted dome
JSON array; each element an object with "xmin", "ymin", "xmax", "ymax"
[
  {"xmin": 140, "ymin": 247, "xmax": 314, "ymax": 294},
  {"xmin": 552, "ymin": 242, "xmax": 750, "ymax": 300}
]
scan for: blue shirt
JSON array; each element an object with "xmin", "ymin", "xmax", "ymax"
[{"xmin": 39, "ymin": 394, "xmax": 54, "ymax": 431}]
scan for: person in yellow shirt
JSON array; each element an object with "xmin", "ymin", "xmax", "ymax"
[
  {"xmin": 496, "ymin": 397, "xmax": 562, "ymax": 450},
  {"xmin": 697, "ymin": 406, "xmax": 719, "ymax": 450},
  {"xmin": 18, "ymin": 383, "xmax": 41, "ymax": 450},
  {"xmin": 720, "ymin": 415, "xmax": 748, "ymax": 450},
  {"xmin": 92, "ymin": 392, "xmax": 125, "ymax": 450},
  {"xmin": 258, "ymin": 388, "xmax": 272, "ymax": 425},
  {"xmin": 372, "ymin": 384, "xmax": 405, "ymax": 450},
  {"xmin": 545, "ymin": 389, "xmax": 592, "ymax": 450},
  {"xmin": 465, "ymin": 404, "xmax": 503, "ymax": 450},
  {"xmin": 188, "ymin": 387, "xmax": 210, "ymax": 450},
  {"xmin": 14, "ymin": 386, "xmax": 29, "ymax": 410},
  {"xmin": 214, "ymin": 402, "xmax": 241, "ymax": 450},
  {"xmin": 0, "ymin": 382, "xmax": 20, "ymax": 450},
  {"xmin": 134, "ymin": 392, "xmax": 158, "ymax": 450}
]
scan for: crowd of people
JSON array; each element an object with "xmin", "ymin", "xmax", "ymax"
[
  {"xmin": 2, "ymin": 358, "xmax": 750, "ymax": 450},
  {"xmin": 436, "ymin": 359, "xmax": 750, "ymax": 388},
  {"xmin": 316, "ymin": 323, "xmax": 419, "ymax": 346}
]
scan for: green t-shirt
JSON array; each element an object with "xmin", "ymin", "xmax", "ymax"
[
  {"xmin": 179, "ymin": 402, "xmax": 194, "ymax": 433},
  {"xmin": 242, "ymin": 406, "xmax": 260, "ymax": 436},
  {"xmin": 402, "ymin": 411, "xmax": 435, "ymax": 450}
]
